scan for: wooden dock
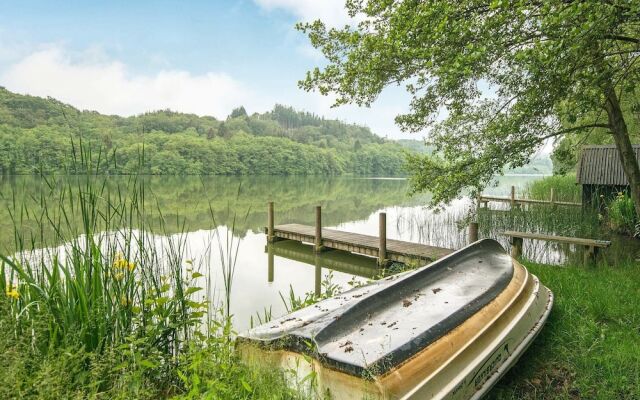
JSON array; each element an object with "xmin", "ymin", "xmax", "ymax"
[{"xmin": 269, "ymin": 223, "xmax": 452, "ymax": 265}]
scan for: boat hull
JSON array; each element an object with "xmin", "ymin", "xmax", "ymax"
[{"xmin": 239, "ymin": 251, "xmax": 553, "ymax": 399}]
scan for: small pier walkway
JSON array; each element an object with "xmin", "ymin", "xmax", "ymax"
[
  {"xmin": 272, "ymin": 223, "xmax": 452, "ymax": 264},
  {"xmin": 266, "ymin": 202, "xmax": 452, "ymax": 266}
]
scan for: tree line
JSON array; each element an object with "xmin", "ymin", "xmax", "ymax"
[{"xmin": 0, "ymin": 88, "xmax": 416, "ymax": 176}]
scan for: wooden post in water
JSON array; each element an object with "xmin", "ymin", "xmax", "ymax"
[
  {"xmin": 315, "ymin": 206, "xmax": 323, "ymax": 252},
  {"xmin": 267, "ymin": 244, "xmax": 274, "ymax": 283},
  {"xmin": 470, "ymin": 193, "xmax": 480, "ymax": 243},
  {"xmin": 267, "ymin": 201, "xmax": 275, "ymax": 243},
  {"xmin": 378, "ymin": 212, "xmax": 387, "ymax": 267},
  {"xmin": 469, "ymin": 222, "xmax": 479, "ymax": 243},
  {"xmin": 511, "ymin": 236, "xmax": 523, "ymax": 259}
]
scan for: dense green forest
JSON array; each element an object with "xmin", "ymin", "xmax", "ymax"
[{"xmin": 0, "ymin": 88, "xmax": 411, "ymax": 175}]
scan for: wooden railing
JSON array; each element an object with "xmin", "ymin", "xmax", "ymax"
[
  {"xmin": 501, "ymin": 230, "xmax": 611, "ymax": 264},
  {"xmin": 478, "ymin": 186, "xmax": 582, "ymax": 209}
]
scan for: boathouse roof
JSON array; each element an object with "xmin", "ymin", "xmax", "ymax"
[{"xmin": 577, "ymin": 145, "xmax": 640, "ymax": 186}]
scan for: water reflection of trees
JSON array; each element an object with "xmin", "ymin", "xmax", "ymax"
[{"xmin": 0, "ymin": 175, "xmax": 415, "ymax": 253}]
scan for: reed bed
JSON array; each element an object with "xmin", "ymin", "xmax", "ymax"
[
  {"xmin": 0, "ymin": 148, "xmax": 301, "ymax": 399},
  {"xmin": 392, "ymin": 175, "xmax": 637, "ymax": 265}
]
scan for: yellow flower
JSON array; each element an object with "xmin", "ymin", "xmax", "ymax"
[
  {"xmin": 5, "ymin": 289, "xmax": 19, "ymax": 300},
  {"xmin": 120, "ymin": 296, "xmax": 131, "ymax": 307},
  {"xmin": 114, "ymin": 272, "xmax": 125, "ymax": 281},
  {"xmin": 113, "ymin": 253, "xmax": 135, "ymax": 271}
]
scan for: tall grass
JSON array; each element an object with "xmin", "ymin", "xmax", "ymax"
[
  {"xmin": 525, "ymin": 174, "xmax": 581, "ymax": 203},
  {"xmin": 204, "ymin": 182, "xmax": 250, "ymax": 319},
  {"xmin": 477, "ymin": 205, "xmax": 603, "ymax": 264},
  {"xmin": 0, "ymin": 146, "xmax": 300, "ymax": 399},
  {"xmin": 0, "ymin": 169, "xmax": 211, "ymax": 395},
  {"xmin": 607, "ymin": 192, "xmax": 638, "ymax": 236}
]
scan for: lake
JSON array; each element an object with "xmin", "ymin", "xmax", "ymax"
[{"xmin": 1, "ymin": 174, "xmax": 556, "ymax": 331}]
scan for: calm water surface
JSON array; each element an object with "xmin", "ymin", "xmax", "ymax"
[{"xmin": 0, "ymin": 174, "xmax": 563, "ymax": 330}]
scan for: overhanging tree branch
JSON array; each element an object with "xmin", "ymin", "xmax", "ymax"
[
  {"xmin": 538, "ymin": 123, "xmax": 611, "ymax": 142},
  {"xmin": 603, "ymin": 35, "xmax": 640, "ymax": 44}
]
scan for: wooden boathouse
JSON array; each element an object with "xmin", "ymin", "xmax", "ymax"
[{"xmin": 577, "ymin": 144, "xmax": 640, "ymax": 206}]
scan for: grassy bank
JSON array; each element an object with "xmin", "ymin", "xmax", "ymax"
[
  {"xmin": 0, "ymin": 303, "xmax": 301, "ymax": 399},
  {"xmin": 487, "ymin": 175, "xmax": 639, "ymax": 398},
  {"xmin": 491, "ymin": 261, "xmax": 640, "ymax": 400}
]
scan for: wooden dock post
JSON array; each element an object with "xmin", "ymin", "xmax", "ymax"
[
  {"xmin": 315, "ymin": 206, "xmax": 323, "ymax": 252},
  {"xmin": 469, "ymin": 222, "xmax": 479, "ymax": 243},
  {"xmin": 510, "ymin": 186, "xmax": 516, "ymax": 209},
  {"xmin": 267, "ymin": 202, "xmax": 275, "ymax": 243},
  {"xmin": 584, "ymin": 245, "xmax": 597, "ymax": 266},
  {"xmin": 267, "ymin": 244, "xmax": 274, "ymax": 283},
  {"xmin": 471, "ymin": 193, "xmax": 480, "ymax": 243},
  {"xmin": 379, "ymin": 212, "xmax": 387, "ymax": 267}
]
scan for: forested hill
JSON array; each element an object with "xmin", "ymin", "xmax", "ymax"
[{"xmin": 0, "ymin": 87, "xmax": 414, "ymax": 175}]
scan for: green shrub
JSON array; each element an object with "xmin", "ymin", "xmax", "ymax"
[{"xmin": 607, "ymin": 192, "xmax": 637, "ymax": 236}]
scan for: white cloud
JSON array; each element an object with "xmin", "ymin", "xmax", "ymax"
[
  {"xmin": 0, "ymin": 46, "xmax": 265, "ymax": 118},
  {"xmin": 0, "ymin": 45, "xmax": 418, "ymax": 140},
  {"xmin": 254, "ymin": 0, "xmax": 355, "ymax": 27}
]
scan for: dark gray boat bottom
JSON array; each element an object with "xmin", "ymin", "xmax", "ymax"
[{"xmin": 238, "ymin": 239, "xmax": 514, "ymax": 377}]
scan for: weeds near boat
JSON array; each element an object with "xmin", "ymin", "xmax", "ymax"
[{"xmin": 280, "ymin": 271, "xmax": 341, "ymax": 314}]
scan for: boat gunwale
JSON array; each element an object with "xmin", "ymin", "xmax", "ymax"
[
  {"xmin": 468, "ymin": 281, "xmax": 554, "ymax": 400},
  {"xmin": 311, "ymin": 240, "xmax": 514, "ymax": 376},
  {"xmin": 380, "ymin": 261, "xmax": 532, "ymax": 398},
  {"xmin": 387, "ymin": 261, "xmax": 530, "ymax": 383}
]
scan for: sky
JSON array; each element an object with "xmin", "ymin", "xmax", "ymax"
[{"xmin": 0, "ymin": 0, "xmax": 416, "ymax": 140}]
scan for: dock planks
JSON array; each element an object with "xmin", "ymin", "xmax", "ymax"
[{"xmin": 271, "ymin": 223, "xmax": 452, "ymax": 264}]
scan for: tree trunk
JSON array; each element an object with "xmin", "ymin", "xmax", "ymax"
[{"xmin": 604, "ymin": 86, "xmax": 640, "ymax": 219}]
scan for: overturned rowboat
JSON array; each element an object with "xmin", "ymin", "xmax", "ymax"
[{"xmin": 238, "ymin": 239, "xmax": 553, "ymax": 399}]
